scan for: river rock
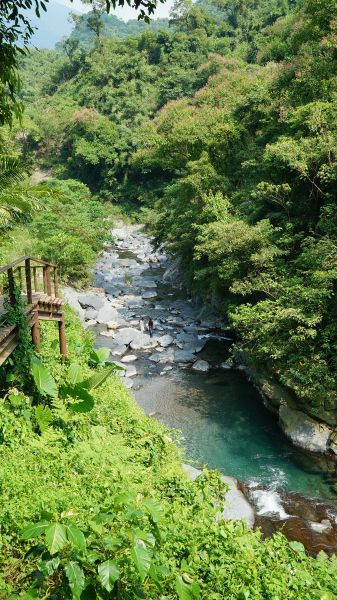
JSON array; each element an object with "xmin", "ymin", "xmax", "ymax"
[
  {"xmin": 279, "ymin": 405, "xmax": 332, "ymax": 453},
  {"xmin": 121, "ymin": 354, "xmax": 138, "ymax": 363},
  {"xmin": 110, "ymin": 343, "xmax": 127, "ymax": 357},
  {"xmin": 100, "ymin": 330, "xmax": 115, "ymax": 337},
  {"xmin": 192, "ymin": 359, "xmax": 210, "ymax": 372},
  {"xmin": 113, "ymin": 328, "xmax": 143, "ymax": 346},
  {"xmin": 149, "ymin": 349, "xmax": 175, "ymax": 364},
  {"xmin": 106, "ymin": 320, "xmax": 120, "ymax": 330},
  {"xmin": 142, "ymin": 290, "xmax": 157, "ymax": 299},
  {"xmin": 125, "ymin": 364, "xmax": 137, "ymax": 377},
  {"xmin": 183, "ymin": 465, "xmax": 254, "ymax": 528},
  {"xmin": 220, "ymin": 362, "xmax": 232, "ymax": 370},
  {"xmin": 78, "ymin": 293, "xmax": 105, "ymax": 311},
  {"xmin": 97, "ymin": 303, "xmax": 120, "ymax": 324},
  {"xmin": 175, "ymin": 349, "xmax": 196, "ymax": 364},
  {"xmin": 142, "ymin": 280, "xmax": 157, "ymax": 289},
  {"xmin": 85, "ymin": 308, "xmax": 98, "ymax": 321},
  {"xmin": 158, "ymin": 334, "xmax": 174, "ymax": 348}
]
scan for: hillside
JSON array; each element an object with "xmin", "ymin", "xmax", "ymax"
[{"xmin": 17, "ymin": 0, "xmax": 337, "ymax": 427}]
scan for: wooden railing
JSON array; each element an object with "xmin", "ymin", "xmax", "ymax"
[
  {"xmin": 0, "ymin": 256, "xmax": 67, "ymax": 363},
  {"xmin": 0, "ymin": 256, "xmax": 59, "ymax": 306}
]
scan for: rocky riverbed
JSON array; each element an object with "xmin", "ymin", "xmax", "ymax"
[{"xmin": 63, "ymin": 222, "xmax": 337, "ymax": 556}]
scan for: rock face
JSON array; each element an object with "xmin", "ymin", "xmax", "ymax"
[
  {"xmin": 183, "ymin": 464, "xmax": 255, "ymax": 528},
  {"xmin": 279, "ymin": 405, "xmax": 331, "ymax": 453}
]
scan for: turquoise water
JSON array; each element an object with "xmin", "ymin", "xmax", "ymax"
[{"xmin": 134, "ymin": 365, "xmax": 337, "ymax": 504}]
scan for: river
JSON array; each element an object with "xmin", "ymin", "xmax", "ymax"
[{"xmin": 82, "ymin": 223, "xmax": 336, "ymax": 507}]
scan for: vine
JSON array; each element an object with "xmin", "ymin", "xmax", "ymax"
[{"xmin": 2, "ymin": 279, "xmax": 33, "ymax": 386}]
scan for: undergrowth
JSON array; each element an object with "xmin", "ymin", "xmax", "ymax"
[{"xmin": 0, "ymin": 309, "xmax": 336, "ymax": 598}]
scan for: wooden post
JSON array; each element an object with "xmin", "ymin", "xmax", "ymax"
[
  {"xmin": 58, "ymin": 314, "xmax": 67, "ymax": 360},
  {"xmin": 18, "ymin": 267, "xmax": 23, "ymax": 290},
  {"xmin": 45, "ymin": 265, "xmax": 52, "ymax": 296},
  {"xmin": 25, "ymin": 258, "xmax": 33, "ymax": 305},
  {"xmin": 33, "ymin": 267, "xmax": 38, "ymax": 292},
  {"xmin": 31, "ymin": 312, "xmax": 40, "ymax": 348},
  {"xmin": 7, "ymin": 268, "xmax": 15, "ymax": 305},
  {"xmin": 53, "ymin": 267, "xmax": 59, "ymax": 298}
]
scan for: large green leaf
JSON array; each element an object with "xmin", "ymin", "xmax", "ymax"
[
  {"xmin": 35, "ymin": 405, "xmax": 53, "ymax": 433},
  {"xmin": 31, "ymin": 358, "xmax": 57, "ymax": 398},
  {"xmin": 22, "ymin": 521, "xmax": 49, "ymax": 540},
  {"xmin": 97, "ymin": 560, "xmax": 120, "ymax": 592},
  {"xmin": 65, "ymin": 561, "xmax": 85, "ymax": 600},
  {"xmin": 175, "ymin": 575, "xmax": 200, "ymax": 600},
  {"xmin": 143, "ymin": 498, "xmax": 164, "ymax": 524},
  {"xmin": 45, "ymin": 523, "xmax": 67, "ymax": 555},
  {"xmin": 90, "ymin": 347, "xmax": 110, "ymax": 365},
  {"xmin": 66, "ymin": 523, "xmax": 86, "ymax": 552},
  {"xmin": 69, "ymin": 391, "xmax": 95, "ymax": 413},
  {"xmin": 83, "ymin": 364, "xmax": 119, "ymax": 391},
  {"xmin": 67, "ymin": 362, "xmax": 82, "ymax": 385},
  {"xmin": 131, "ymin": 541, "xmax": 152, "ymax": 582}
]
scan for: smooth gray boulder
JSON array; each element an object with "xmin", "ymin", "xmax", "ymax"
[
  {"xmin": 183, "ymin": 465, "xmax": 254, "ymax": 528},
  {"xmin": 130, "ymin": 335, "xmax": 158, "ymax": 350},
  {"xmin": 85, "ymin": 308, "xmax": 98, "ymax": 321},
  {"xmin": 113, "ymin": 327, "xmax": 143, "ymax": 346},
  {"xmin": 142, "ymin": 290, "xmax": 157, "ymax": 299},
  {"xmin": 121, "ymin": 354, "xmax": 138, "ymax": 363},
  {"xmin": 149, "ymin": 349, "xmax": 175, "ymax": 364},
  {"xmin": 78, "ymin": 294, "xmax": 105, "ymax": 311},
  {"xmin": 175, "ymin": 349, "xmax": 196, "ymax": 364},
  {"xmin": 158, "ymin": 334, "xmax": 174, "ymax": 348},
  {"xmin": 192, "ymin": 359, "xmax": 210, "ymax": 372},
  {"xmin": 279, "ymin": 405, "xmax": 332, "ymax": 453},
  {"xmin": 97, "ymin": 303, "xmax": 120, "ymax": 324},
  {"xmin": 109, "ymin": 343, "xmax": 127, "ymax": 357}
]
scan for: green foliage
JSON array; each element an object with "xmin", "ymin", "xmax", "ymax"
[
  {"xmin": 28, "ymin": 178, "xmax": 107, "ymax": 284},
  {"xmin": 0, "ymin": 309, "xmax": 336, "ymax": 597}
]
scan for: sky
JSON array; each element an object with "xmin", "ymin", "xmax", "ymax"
[{"xmin": 53, "ymin": 0, "xmax": 175, "ymax": 20}]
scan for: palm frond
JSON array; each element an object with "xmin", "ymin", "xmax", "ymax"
[{"xmin": 0, "ymin": 155, "xmax": 25, "ymax": 192}]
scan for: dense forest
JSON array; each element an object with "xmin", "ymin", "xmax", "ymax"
[
  {"xmin": 1, "ymin": 0, "xmax": 337, "ymax": 597},
  {"xmin": 7, "ymin": 0, "xmax": 337, "ymax": 424}
]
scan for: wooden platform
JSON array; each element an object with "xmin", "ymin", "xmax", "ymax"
[{"xmin": 0, "ymin": 257, "xmax": 67, "ymax": 366}]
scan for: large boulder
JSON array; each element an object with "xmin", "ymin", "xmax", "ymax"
[
  {"xmin": 175, "ymin": 349, "xmax": 196, "ymax": 364},
  {"xmin": 113, "ymin": 328, "xmax": 144, "ymax": 346},
  {"xmin": 78, "ymin": 294, "xmax": 105, "ymax": 311},
  {"xmin": 279, "ymin": 405, "xmax": 332, "ymax": 454},
  {"xmin": 149, "ymin": 349, "xmax": 175, "ymax": 364},
  {"xmin": 85, "ymin": 308, "xmax": 98, "ymax": 321},
  {"xmin": 96, "ymin": 303, "xmax": 120, "ymax": 324},
  {"xmin": 158, "ymin": 334, "xmax": 174, "ymax": 348}
]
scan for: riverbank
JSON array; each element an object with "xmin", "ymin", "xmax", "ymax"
[{"xmin": 62, "ymin": 222, "xmax": 337, "ymax": 556}]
